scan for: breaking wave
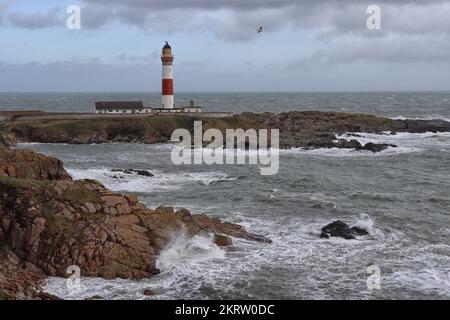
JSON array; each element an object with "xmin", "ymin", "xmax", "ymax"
[
  {"xmin": 43, "ymin": 211, "xmax": 450, "ymax": 300},
  {"xmin": 156, "ymin": 233, "xmax": 226, "ymax": 271},
  {"xmin": 67, "ymin": 168, "xmax": 239, "ymax": 193}
]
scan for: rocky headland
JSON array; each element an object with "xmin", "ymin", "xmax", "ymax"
[
  {"xmin": 2, "ymin": 111, "xmax": 450, "ymax": 152},
  {"xmin": 0, "ymin": 144, "xmax": 270, "ymax": 299}
]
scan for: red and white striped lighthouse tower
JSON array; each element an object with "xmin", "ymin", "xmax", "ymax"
[{"xmin": 161, "ymin": 41, "xmax": 175, "ymax": 109}]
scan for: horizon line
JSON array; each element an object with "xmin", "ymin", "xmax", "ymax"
[{"xmin": 1, "ymin": 90, "xmax": 450, "ymax": 94}]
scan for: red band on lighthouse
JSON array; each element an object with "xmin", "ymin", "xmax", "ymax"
[{"xmin": 162, "ymin": 79, "xmax": 173, "ymax": 96}]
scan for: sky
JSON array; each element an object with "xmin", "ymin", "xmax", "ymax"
[{"xmin": 0, "ymin": 0, "xmax": 449, "ymax": 92}]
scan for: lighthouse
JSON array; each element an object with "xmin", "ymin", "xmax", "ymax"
[{"xmin": 161, "ymin": 41, "xmax": 175, "ymax": 109}]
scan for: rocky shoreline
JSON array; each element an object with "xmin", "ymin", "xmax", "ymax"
[
  {"xmin": 0, "ymin": 144, "xmax": 270, "ymax": 300},
  {"xmin": 2, "ymin": 111, "xmax": 450, "ymax": 152},
  {"xmin": 1, "ymin": 110, "xmax": 450, "ymax": 299}
]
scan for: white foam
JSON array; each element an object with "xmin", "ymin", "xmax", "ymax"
[
  {"xmin": 43, "ymin": 211, "xmax": 450, "ymax": 300},
  {"xmin": 351, "ymin": 213, "xmax": 377, "ymax": 236},
  {"xmin": 337, "ymin": 131, "xmax": 450, "ymax": 153},
  {"xmin": 67, "ymin": 168, "xmax": 238, "ymax": 193},
  {"xmin": 156, "ymin": 233, "xmax": 225, "ymax": 271},
  {"xmin": 279, "ymin": 146, "xmax": 418, "ymax": 157},
  {"xmin": 390, "ymin": 116, "xmax": 450, "ymax": 122},
  {"xmin": 389, "ymin": 268, "xmax": 450, "ymax": 297}
]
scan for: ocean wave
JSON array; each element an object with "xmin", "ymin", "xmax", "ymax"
[
  {"xmin": 67, "ymin": 168, "xmax": 239, "ymax": 193},
  {"xmin": 390, "ymin": 116, "xmax": 450, "ymax": 122},
  {"xmin": 43, "ymin": 211, "xmax": 450, "ymax": 300},
  {"xmin": 388, "ymin": 267, "xmax": 450, "ymax": 298},
  {"xmin": 336, "ymin": 131, "xmax": 450, "ymax": 152},
  {"xmin": 279, "ymin": 146, "xmax": 419, "ymax": 157},
  {"xmin": 156, "ymin": 233, "xmax": 226, "ymax": 271}
]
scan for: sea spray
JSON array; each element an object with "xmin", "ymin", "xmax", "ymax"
[{"xmin": 156, "ymin": 233, "xmax": 226, "ymax": 271}]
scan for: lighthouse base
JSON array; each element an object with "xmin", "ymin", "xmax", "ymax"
[{"xmin": 162, "ymin": 95, "xmax": 175, "ymax": 109}]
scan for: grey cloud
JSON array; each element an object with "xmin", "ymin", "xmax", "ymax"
[
  {"xmin": 76, "ymin": 0, "xmax": 450, "ymax": 42},
  {"xmin": 0, "ymin": 58, "xmax": 160, "ymax": 92},
  {"xmin": 0, "ymin": 2, "xmax": 9, "ymax": 25},
  {"xmin": 7, "ymin": 7, "xmax": 62, "ymax": 29},
  {"xmin": 179, "ymin": 60, "xmax": 207, "ymax": 67},
  {"xmin": 81, "ymin": 0, "xmax": 448, "ymax": 10},
  {"xmin": 2, "ymin": 0, "xmax": 450, "ymax": 74},
  {"xmin": 293, "ymin": 34, "xmax": 450, "ymax": 70},
  {"xmin": 117, "ymin": 51, "xmax": 160, "ymax": 62}
]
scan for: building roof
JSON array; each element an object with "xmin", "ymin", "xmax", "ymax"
[
  {"xmin": 163, "ymin": 41, "xmax": 171, "ymax": 49},
  {"xmin": 95, "ymin": 101, "xmax": 145, "ymax": 110}
]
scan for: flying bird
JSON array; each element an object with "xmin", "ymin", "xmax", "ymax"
[{"xmin": 257, "ymin": 26, "xmax": 263, "ymax": 34}]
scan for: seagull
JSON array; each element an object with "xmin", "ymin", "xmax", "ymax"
[{"xmin": 257, "ymin": 26, "xmax": 263, "ymax": 34}]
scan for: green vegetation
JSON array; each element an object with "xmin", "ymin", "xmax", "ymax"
[
  {"xmin": 0, "ymin": 176, "xmax": 47, "ymax": 191},
  {"xmin": 3, "ymin": 115, "xmax": 263, "ymax": 144}
]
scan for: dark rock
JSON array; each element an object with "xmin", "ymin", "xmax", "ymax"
[
  {"xmin": 143, "ymin": 290, "xmax": 155, "ymax": 296},
  {"xmin": 350, "ymin": 226, "xmax": 369, "ymax": 236},
  {"xmin": 320, "ymin": 221, "xmax": 356, "ymax": 240},
  {"xmin": 38, "ymin": 291, "xmax": 63, "ymax": 300},
  {"xmin": 345, "ymin": 133, "xmax": 362, "ymax": 138},
  {"xmin": 336, "ymin": 139, "xmax": 362, "ymax": 149},
  {"xmin": 361, "ymin": 142, "xmax": 397, "ymax": 153},
  {"xmin": 214, "ymin": 234, "xmax": 233, "ymax": 247},
  {"xmin": 320, "ymin": 220, "xmax": 368, "ymax": 240},
  {"xmin": 111, "ymin": 169, "xmax": 154, "ymax": 177}
]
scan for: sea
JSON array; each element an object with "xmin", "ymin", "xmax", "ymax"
[{"xmin": 1, "ymin": 92, "xmax": 450, "ymax": 300}]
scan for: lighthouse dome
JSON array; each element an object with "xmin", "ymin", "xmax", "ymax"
[{"xmin": 163, "ymin": 41, "xmax": 171, "ymax": 49}]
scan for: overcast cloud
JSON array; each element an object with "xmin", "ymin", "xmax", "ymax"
[{"xmin": 0, "ymin": 0, "xmax": 449, "ymax": 91}]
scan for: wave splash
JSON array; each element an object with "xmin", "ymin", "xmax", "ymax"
[{"xmin": 156, "ymin": 233, "xmax": 225, "ymax": 271}]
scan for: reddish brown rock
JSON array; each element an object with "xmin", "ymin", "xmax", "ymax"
[
  {"xmin": 0, "ymin": 174, "xmax": 270, "ymax": 282},
  {"xmin": 0, "ymin": 247, "xmax": 49, "ymax": 300},
  {"xmin": 214, "ymin": 234, "xmax": 233, "ymax": 247},
  {"xmin": 0, "ymin": 146, "xmax": 71, "ymax": 180}
]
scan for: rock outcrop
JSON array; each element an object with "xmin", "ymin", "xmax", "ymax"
[
  {"xmin": 242, "ymin": 111, "xmax": 450, "ymax": 151},
  {"xmin": 0, "ymin": 147, "xmax": 270, "ymax": 299},
  {"xmin": 214, "ymin": 234, "xmax": 233, "ymax": 247},
  {"xmin": 0, "ymin": 176, "xmax": 270, "ymax": 281},
  {"xmin": 320, "ymin": 221, "xmax": 369, "ymax": 240},
  {"xmin": 0, "ymin": 134, "xmax": 17, "ymax": 147},
  {"xmin": 0, "ymin": 146, "xmax": 72, "ymax": 180},
  {"xmin": 0, "ymin": 247, "xmax": 45, "ymax": 300},
  {"xmin": 4, "ymin": 111, "xmax": 449, "ymax": 152},
  {"xmin": 111, "ymin": 169, "xmax": 154, "ymax": 177}
]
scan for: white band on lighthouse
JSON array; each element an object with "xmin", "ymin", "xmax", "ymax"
[
  {"xmin": 162, "ymin": 66, "xmax": 173, "ymax": 80},
  {"xmin": 162, "ymin": 95, "xmax": 174, "ymax": 109}
]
